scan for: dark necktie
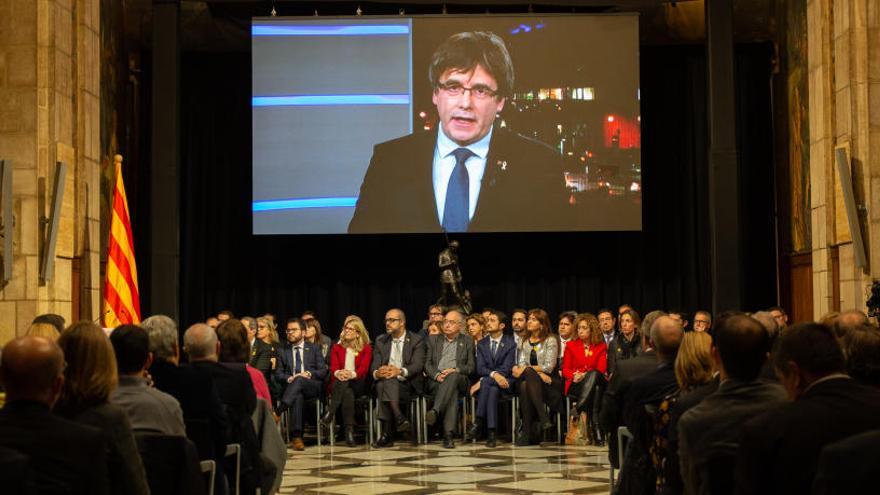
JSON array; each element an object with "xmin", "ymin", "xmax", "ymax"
[
  {"xmin": 442, "ymin": 148, "xmax": 474, "ymax": 232},
  {"xmin": 294, "ymin": 347, "xmax": 302, "ymax": 374},
  {"xmin": 491, "ymin": 340, "xmax": 497, "ymax": 358}
]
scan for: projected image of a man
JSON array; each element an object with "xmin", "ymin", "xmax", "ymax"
[{"xmin": 348, "ymin": 31, "xmax": 570, "ymax": 234}]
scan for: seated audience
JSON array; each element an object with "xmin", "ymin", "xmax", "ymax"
[
  {"xmin": 832, "ymin": 309, "xmax": 870, "ymax": 337},
  {"xmin": 767, "ymin": 306, "xmax": 788, "ymax": 330},
  {"xmin": 466, "ymin": 313, "xmax": 486, "ymax": 345},
  {"xmin": 841, "ymin": 324, "xmax": 880, "ymax": 386},
  {"xmin": 321, "ymin": 316, "xmax": 373, "ymax": 446},
  {"xmin": 206, "ymin": 316, "xmax": 220, "ymax": 329},
  {"xmin": 510, "ymin": 308, "xmax": 528, "ymax": 346},
  {"xmin": 241, "ymin": 316, "xmax": 257, "ymax": 347},
  {"xmin": 562, "ymin": 313, "xmax": 607, "ymax": 445},
  {"xmin": 217, "ymin": 310, "xmax": 234, "ymax": 322},
  {"xmin": 812, "ymin": 428, "xmax": 880, "ymax": 495},
  {"xmin": 427, "ymin": 321, "xmax": 442, "ymax": 336},
  {"xmin": 749, "ymin": 310, "xmax": 780, "ymax": 382},
  {"xmin": 424, "ymin": 309, "xmax": 476, "ymax": 449},
  {"xmin": 469, "ymin": 309, "xmax": 516, "ymax": 447},
  {"xmin": 600, "ymin": 310, "xmax": 665, "ymax": 467},
  {"xmin": 678, "ymin": 314, "xmax": 785, "ymax": 495},
  {"xmin": 250, "ymin": 317, "xmax": 277, "ymax": 378},
  {"xmin": 142, "ymin": 315, "xmax": 230, "ymax": 463},
  {"xmin": 55, "ymin": 322, "xmax": 150, "ymax": 495},
  {"xmin": 0, "ymin": 336, "xmax": 111, "ymax": 494},
  {"xmin": 109, "ymin": 324, "xmax": 186, "ymax": 436},
  {"xmin": 668, "ymin": 310, "xmax": 690, "ymax": 330},
  {"xmin": 217, "ymin": 319, "xmax": 272, "ymax": 405},
  {"xmin": 736, "ymin": 322, "xmax": 880, "ymax": 495},
  {"xmin": 274, "ymin": 318, "xmax": 327, "ymax": 451},
  {"xmin": 512, "ymin": 308, "xmax": 562, "ymax": 446},
  {"xmin": 656, "ymin": 331, "xmax": 717, "ymax": 494},
  {"xmin": 184, "ymin": 323, "xmax": 262, "ymax": 493},
  {"xmin": 617, "ymin": 316, "xmax": 682, "ymax": 495},
  {"xmin": 423, "ymin": 304, "xmax": 446, "ymax": 333},
  {"xmin": 692, "ymin": 310, "xmax": 712, "ymax": 333},
  {"xmin": 370, "ymin": 309, "xmax": 426, "ymax": 448}
]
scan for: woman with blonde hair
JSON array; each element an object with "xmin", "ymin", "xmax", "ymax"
[
  {"xmin": 321, "ymin": 316, "xmax": 372, "ymax": 446},
  {"xmin": 654, "ymin": 330, "xmax": 717, "ymax": 493},
  {"xmin": 55, "ymin": 321, "xmax": 149, "ymax": 495},
  {"xmin": 26, "ymin": 322, "xmax": 61, "ymax": 342}
]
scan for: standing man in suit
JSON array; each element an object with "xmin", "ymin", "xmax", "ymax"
[
  {"xmin": 424, "ymin": 309, "xmax": 476, "ymax": 448},
  {"xmin": 371, "ymin": 308, "xmax": 427, "ymax": 447},
  {"xmin": 468, "ymin": 309, "xmax": 516, "ymax": 447},
  {"xmin": 0, "ymin": 336, "xmax": 111, "ymax": 495},
  {"xmin": 275, "ymin": 317, "xmax": 327, "ymax": 451},
  {"xmin": 348, "ymin": 31, "xmax": 570, "ymax": 234}
]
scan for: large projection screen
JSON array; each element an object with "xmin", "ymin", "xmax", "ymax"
[{"xmin": 252, "ymin": 15, "xmax": 641, "ymax": 234}]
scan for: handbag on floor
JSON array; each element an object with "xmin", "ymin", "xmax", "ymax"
[{"xmin": 565, "ymin": 412, "xmax": 590, "ymax": 446}]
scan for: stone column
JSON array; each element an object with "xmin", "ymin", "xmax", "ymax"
[
  {"xmin": 807, "ymin": 0, "xmax": 880, "ymax": 317},
  {"xmin": 0, "ymin": 0, "xmax": 101, "ymax": 344}
]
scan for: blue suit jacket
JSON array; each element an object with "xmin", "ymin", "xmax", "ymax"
[
  {"xmin": 475, "ymin": 334, "xmax": 516, "ymax": 380},
  {"xmin": 274, "ymin": 341, "xmax": 328, "ymax": 383}
]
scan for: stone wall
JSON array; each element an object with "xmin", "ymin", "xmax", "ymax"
[
  {"xmin": 807, "ymin": 0, "xmax": 880, "ymax": 317},
  {"xmin": 0, "ymin": 0, "xmax": 101, "ymax": 344}
]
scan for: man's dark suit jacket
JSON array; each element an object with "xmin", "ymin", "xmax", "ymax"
[
  {"xmin": 476, "ymin": 334, "xmax": 517, "ymax": 380},
  {"xmin": 370, "ymin": 331, "xmax": 426, "ymax": 385},
  {"xmin": 812, "ymin": 428, "xmax": 880, "ymax": 495},
  {"xmin": 348, "ymin": 129, "xmax": 571, "ymax": 233},
  {"xmin": 425, "ymin": 333, "xmax": 475, "ymax": 380},
  {"xmin": 599, "ymin": 349, "xmax": 658, "ymax": 468},
  {"xmin": 274, "ymin": 341, "xmax": 328, "ymax": 384},
  {"xmin": 736, "ymin": 376, "xmax": 880, "ymax": 495},
  {"xmin": 151, "ymin": 359, "xmax": 230, "ymax": 461},
  {"xmin": 0, "ymin": 401, "xmax": 110, "ymax": 495}
]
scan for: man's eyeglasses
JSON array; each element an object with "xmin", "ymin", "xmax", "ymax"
[
  {"xmin": 437, "ymin": 81, "xmax": 498, "ymax": 99},
  {"xmin": 443, "ymin": 319, "xmax": 462, "ymax": 326},
  {"xmin": 385, "ymin": 318, "xmax": 401, "ymax": 323}
]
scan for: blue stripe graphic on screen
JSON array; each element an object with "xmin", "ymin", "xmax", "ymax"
[
  {"xmin": 252, "ymin": 25, "xmax": 409, "ymax": 36},
  {"xmin": 253, "ymin": 197, "xmax": 358, "ymax": 212},
  {"xmin": 252, "ymin": 95, "xmax": 410, "ymax": 107}
]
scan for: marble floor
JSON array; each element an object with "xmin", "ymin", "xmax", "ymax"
[{"xmin": 278, "ymin": 440, "xmax": 612, "ymax": 495}]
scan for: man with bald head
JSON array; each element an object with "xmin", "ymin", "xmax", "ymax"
[
  {"xmin": 620, "ymin": 316, "xmax": 683, "ymax": 481},
  {"xmin": 370, "ymin": 308, "xmax": 426, "ymax": 447},
  {"xmin": 0, "ymin": 336, "xmax": 110, "ymax": 494},
  {"xmin": 424, "ymin": 309, "xmax": 475, "ymax": 448}
]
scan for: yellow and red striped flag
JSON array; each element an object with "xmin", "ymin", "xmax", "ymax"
[{"xmin": 103, "ymin": 158, "xmax": 141, "ymax": 327}]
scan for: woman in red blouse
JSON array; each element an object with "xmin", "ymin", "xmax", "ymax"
[
  {"xmin": 320, "ymin": 316, "xmax": 372, "ymax": 446},
  {"xmin": 562, "ymin": 313, "xmax": 608, "ymax": 443}
]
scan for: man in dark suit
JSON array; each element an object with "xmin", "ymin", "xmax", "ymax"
[
  {"xmin": 371, "ymin": 308, "xmax": 426, "ymax": 447},
  {"xmin": 677, "ymin": 315, "xmax": 786, "ymax": 495},
  {"xmin": 183, "ymin": 323, "xmax": 263, "ymax": 492},
  {"xmin": 274, "ymin": 317, "xmax": 328, "ymax": 451},
  {"xmin": 143, "ymin": 315, "xmax": 230, "ymax": 462},
  {"xmin": 736, "ymin": 322, "xmax": 880, "ymax": 495},
  {"xmin": 812, "ymin": 429, "xmax": 880, "ymax": 495},
  {"xmin": 468, "ymin": 309, "xmax": 516, "ymax": 447},
  {"xmin": 0, "ymin": 336, "xmax": 110, "ymax": 494},
  {"xmin": 423, "ymin": 309, "xmax": 476, "ymax": 448},
  {"xmin": 348, "ymin": 31, "xmax": 570, "ymax": 234}
]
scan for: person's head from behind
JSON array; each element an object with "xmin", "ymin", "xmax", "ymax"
[
  {"xmin": 841, "ymin": 324, "xmax": 880, "ymax": 386},
  {"xmin": 0, "ymin": 336, "xmax": 66, "ymax": 407},
  {"xmin": 640, "ymin": 310, "xmax": 667, "ymax": 349},
  {"xmin": 693, "ymin": 310, "xmax": 712, "ymax": 332},
  {"xmin": 26, "ymin": 322, "xmax": 61, "ymax": 342},
  {"xmin": 183, "ymin": 323, "xmax": 219, "ymax": 362},
  {"xmin": 714, "ymin": 315, "xmax": 770, "ymax": 382},
  {"xmin": 750, "ymin": 311, "xmax": 779, "ymax": 344},
  {"xmin": 206, "ymin": 316, "xmax": 219, "ymax": 329},
  {"xmin": 667, "ymin": 310, "xmax": 689, "ymax": 329},
  {"xmin": 429, "ymin": 31, "xmax": 513, "ymax": 146},
  {"xmin": 215, "ymin": 319, "xmax": 249, "ymax": 364},
  {"xmin": 32, "ymin": 313, "xmax": 65, "ymax": 334},
  {"xmin": 773, "ymin": 322, "xmax": 845, "ymax": 400},
  {"xmin": 650, "ymin": 315, "xmax": 683, "ymax": 362},
  {"xmin": 56, "ymin": 321, "xmax": 118, "ymax": 410},
  {"xmin": 675, "ymin": 331, "xmax": 714, "ymax": 391},
  {"xmin": 109, "ymin": 324, "xmax": 152, "ymax": 376},
  {"xmin": 142, "ymin": 314, "xmax": 179, "ymax": 365},
  {"xmin": 833, "ymin": 309, "xmax": 869, "ymax": 338}
]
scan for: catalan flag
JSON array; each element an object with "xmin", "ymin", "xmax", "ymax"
[{"xmin": 103, "ymin": 160, "xmax": 141, "ymax": 327}]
